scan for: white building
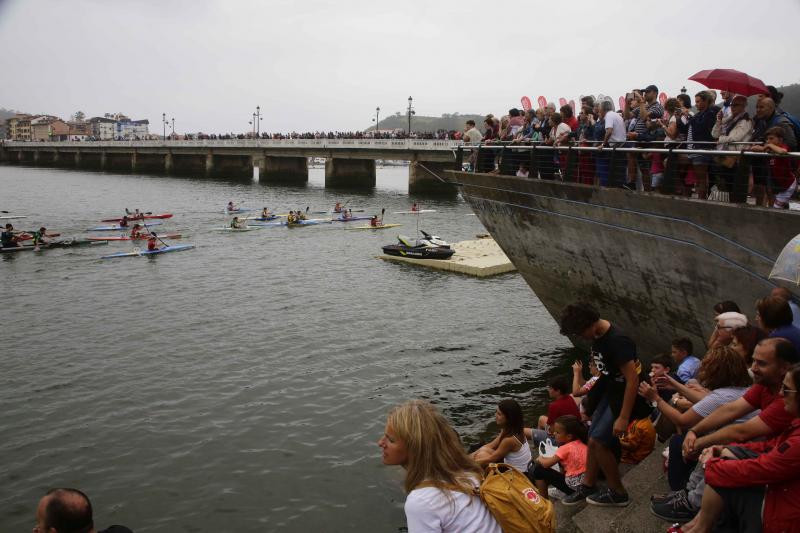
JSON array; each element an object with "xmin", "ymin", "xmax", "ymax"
[
  {"xmin": 114, "ymin": 119, "xmax": 149, "ymax": 140},
  {"xmin": 89, "ymin": 117, "xmax": 115, "ymax": 140}
]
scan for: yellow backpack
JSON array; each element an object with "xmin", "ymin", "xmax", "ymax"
[{"xmin": 479, "ymin": 463, "xmax": 556, "ymax": 533}]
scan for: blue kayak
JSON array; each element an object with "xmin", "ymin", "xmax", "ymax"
[
  {"xmin": 249, "ymin": 215, "xmax": 279, "ymax": 221},
  {"xmin": 101, "ymin": 244, "xmax": 195, "ymax": 259},
  {"xmin": 224, "ymin": 208, "xmax": 252, "ymax": 214},
  {"xmin": 90, "ymin": 221, "xmax": 163, "ymax": 231},
  {"xmin": 288, "ymin": 219, "xmax": 333, "ymax": 226}
]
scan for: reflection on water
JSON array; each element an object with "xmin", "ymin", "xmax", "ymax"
[{"xmin": 0, "ymin": 164, "xmax": 570, "ymax": 532}]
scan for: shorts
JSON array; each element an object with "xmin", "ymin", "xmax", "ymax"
[
  {"xmin": 773, "ymin": 181, "xmax": 797, "ymax": 209},
  {"xmin": 588, "ymin": 397, "xmax": 616, "ymax": 446},
  {"xmin": 651, "ymin": 172, "xmax": 664, "ymax": 188},
  {"xmin": 688, "ymin": 153, "xmax": 712, "ymax": 166}
]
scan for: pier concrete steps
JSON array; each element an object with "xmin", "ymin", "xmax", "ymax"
[{"xmin": 557, "ymin": 447, "xmax": 671, "ymax": 533}]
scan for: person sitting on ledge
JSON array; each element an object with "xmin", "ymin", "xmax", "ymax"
[
  {"xmin": 526, "ymin": 376, "xmax": 580, "ymax": 446},
  {"xmin": 680, "ymin": 363, "xmax": 800, "ymax": 533},
  {"xmin": 471, "ymin": 399, "xmax": 532, "ymax": 473},
  {"xmin": 756, "ymin": 294, "xmax": 800, "ymax": 353},
  {"xmin": 34, "ymin": 487, "xmax": 134, "ymax": 533},
  {"xmin": 529, "ymin": 415, "xmax": 588, "ymax": 499}
]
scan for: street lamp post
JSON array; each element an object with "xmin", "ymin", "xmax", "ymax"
[
  {"xmin": 171, "ymin": 118, "xmax": 175, "ymax": 137},
  {"xmin": 256, "ymin": 106, "xmax": 261, "ymax": 137},
  {"xmin": 407, "ymin": 97, "xmax": 415, "ymax": 137},
  {"xmin": 162, "ymin": 113, "xmax": 166, "ymax": 140}
]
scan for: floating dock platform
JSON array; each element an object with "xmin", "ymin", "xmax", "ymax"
[{"xmin": 379, "ymin": 237, "xmax": 516, "ymax": 277}]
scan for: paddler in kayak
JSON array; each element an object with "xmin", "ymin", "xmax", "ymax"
[
  {"xmin": 341, "ymin": 209, "xmax": 353, "ymax": 220},
  {"xmin": 147, "ymin": 233, "xmax": 159, "ymax": 251},
  {"xmin": 130, "ymin": 223, "xmax": 144, "ymax": 239},
  {"xmin": 227, "ymin": 201, "xmax": 237, "ymax": 212},
  {"xmin": 287, "ymin": 211, "xmax": 296, "ymax": 223},
  {"xmin": 369, "ymin": 215, "xmax": 382, "ymax": 227},
  {"xmin": 297, "ymin": 209, "xmax": 307, "ymax": 221},
  {"xmin": 1, "ymin": 223, "xmax": 20, "ymax": 248},
  {"xmin": 334, "ymin": 202, "xmax": 344, "ymax": 213},
  {"xmin": 261, "ymin": 207, "xmax": 272, "ymax": 218},
  {"xmin": 119, "ymin": 215, "xmax": 130, "ymax": 228},
  {"xmin": 411, "ymin": 203, "xmax": 420, "ymax": 212},
  {"xmin": 32, "ymin": 227, "xmax": 49, "ymax": 246},
  {"xmin": 230, "ymin": 216, "xmax": 245, "ymax": 229}
]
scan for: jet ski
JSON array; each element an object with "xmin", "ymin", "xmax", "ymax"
[{"xmin": 382, "ymin": 232, "xmax": 454, "ymax": 260}]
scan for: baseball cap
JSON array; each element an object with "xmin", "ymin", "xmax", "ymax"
[
  {"xmin": 715, "ymin": 312, "xmax": 748, "ymax": 329},
  {"xmin": 644, "ymin": 84, "xmax": 658, "ymax": 93}
]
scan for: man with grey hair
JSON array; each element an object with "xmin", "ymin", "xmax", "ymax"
[
  {"xmin": 33, "ymin": 488, "xmax": 133, "ymax": 533},
  {"xmin": 749, "ymin": 97, "xmax": 798, "ymax": 205},
  {"xmin": 599, "ymin": 100, "xmax": 627, "ymax": 187}
]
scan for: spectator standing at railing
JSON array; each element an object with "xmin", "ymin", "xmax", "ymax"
[
  {"xmin": 599, "ymin": 100, "xmax": 627, "ymax": 187},
  {"xmin": 625, "ymin": 86, "xmax": 665, "ymax": 191},
  {"xmin": 577, "ymin": 106, "xmax": 596, "ymax": 185},
  {"xmin": 561, "ymin": 105, "xmax": 579, "ymax": 132},
  {"xmin": 719, "ymin": 90, "xmax": 734, "ymax": 119},
  {"xmin": 750, "ymin": 97, "xmax": 797, "ymax": 207},
  {"xmin": 711, "ymin": 95, "xmax": 753, "ymax": 203},
  {"xmin": 592, "ymin": 102, "xmax": 608, "ymax": 185},
  {"xmin": 686, "ymin": 91, "xmax": 720, "ymax": 200}
]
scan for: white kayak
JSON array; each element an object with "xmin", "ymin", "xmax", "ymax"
[
  {"xmin": 393, "ymin": 210, "xmax": 437, "ymax": 214},
  {"xmin": 0, "ymin": 215, "xmax": 28, "ymax": 220},
  {"xmin": 101, "ymin": 244, "xmax": 195, "ymax": 259}
]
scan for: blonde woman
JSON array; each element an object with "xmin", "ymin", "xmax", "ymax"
[{"xmin": 378, "ymin": 400, "xmax": 500, "ymax": 533}]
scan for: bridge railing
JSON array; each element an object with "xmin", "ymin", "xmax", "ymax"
[{"xmin": 1, "ymin": 139, "xmax": 463, "ymax": 151}]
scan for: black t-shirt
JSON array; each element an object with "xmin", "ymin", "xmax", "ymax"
[{"xmin": 588, "ymin": 324, "xmax": 651, "ymax": 420}]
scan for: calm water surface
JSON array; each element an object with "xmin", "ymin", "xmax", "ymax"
[{"xmin": 0, "ymin": 164, "xmax": 572, "ymax": 532}]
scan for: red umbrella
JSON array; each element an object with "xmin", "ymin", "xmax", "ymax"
[{"xmin": 688, "ymin": 68, "xmax": 769, "ymax": 97}]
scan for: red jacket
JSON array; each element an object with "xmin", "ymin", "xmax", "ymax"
[{"xmin": 705, "ymin": 418, "xmax": 800, "ymax": 533}]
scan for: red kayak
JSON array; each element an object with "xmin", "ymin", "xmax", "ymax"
[
  {"xmin": 87, "ymin": 233, "xmax": 182, "ymax": 241},
  {"xmin": 101, "ymin": 213, "xmax": 174, "ymax": 222},
  {"xmin": 18, "ymin": 232, "xmax": 61, "ymax": 241}
]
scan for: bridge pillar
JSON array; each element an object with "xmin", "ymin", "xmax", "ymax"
[
  {"xmin": 74, "ymin": 151, "xmax": 82, "ymax": 166},
  {"xmin": 325, "ymin": 158, "xmax": 376, "ymax": 188},
  {"xmin": 164, "ymin": 152, "xmax": 173, "ymax": 173},
  {"xmin": 131, "ymin": 152, "xmax": 138, "ymax": 172},
  {"xmin": 205, "ymin": 153, "xmax": 214, "ymax": 176},
  {"xmin": 52, "ymin": 151, "xmax": 60, "ymax": 165},
  {"xmin": 409, "ymin": 160, "xmax": 457, "ymax": 194},
  {"xmin": 100, "ymin": 152, "xmax": 107, "ymax": 170},
  {"xmin": 256, "ymin": 156, "xmax": 308, "ymax": 183},
  {"xmin": 33, "ymin": 151, "xmax": 40, "ymax": 163}
]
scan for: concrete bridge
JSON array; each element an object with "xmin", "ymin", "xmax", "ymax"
[{"xmin": 0, "ymin": 139, "xmax": 463, "ymax": 193}]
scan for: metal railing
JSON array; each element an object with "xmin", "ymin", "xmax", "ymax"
[
  {"xmin": 0, "ymin": 139, "xmax": 462, "ymax": 151},
  {"xmin": 456, "ymin": 142, "xmax": 800, "ymax": 205}
]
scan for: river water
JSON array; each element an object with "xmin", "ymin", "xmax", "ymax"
[{"xmin": 0, "ymin": 164, "xmax": 573, "ymax": 532}]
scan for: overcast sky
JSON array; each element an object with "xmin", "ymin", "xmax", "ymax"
[{"xmin": 1, "ymin": 0, "xmax": 797, "ymax": 134}]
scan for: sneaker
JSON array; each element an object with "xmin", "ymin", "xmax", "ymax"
[
  {"xmin": 547, "ymin": 486, "xmax": 566, "ymax": 500},
  {"xmin": 586, "ymin": 488, "xmax": 630, "ymax": 507},
  {"xmin": 561, "ymin": 484, "xmax": 595, "ymax": 506},
  {"xmin": 651, "ymin": 490, "xmax": 697, "ymax": 523},
  {"xmin": 651, "ymin": 489, "xmax": 685, "ymax": 505}
]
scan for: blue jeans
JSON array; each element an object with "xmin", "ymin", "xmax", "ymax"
[{"xmin": 588, "ymin": 397, "xmax": 615, "ymax": 446}]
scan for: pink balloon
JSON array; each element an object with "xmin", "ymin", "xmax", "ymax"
[
  {"xmin": 521, "ymin": 96, "xmax": 532, "ymax": 111},
  {"xmin": 618, "ymin": 96, "xmax": 626, "ymax": 110},
  {"xmin": 569, "ymin": 99, "xmax": 576, "ymax": 113},
  {"xmin": 658, "ymin": 92, "xmax": 668, "ymax": 105},
  {"xmin": 558, "ymin": 97, "xmax": 567, "ymax": 107},
  {"xmin": 537, "ymin": 96, "xmax": 547, "ymax": 109}
]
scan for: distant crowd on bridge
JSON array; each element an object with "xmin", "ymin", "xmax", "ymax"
[{"xmin": 194, "ymin": 130, "xmax": 460, "ymax": 141}]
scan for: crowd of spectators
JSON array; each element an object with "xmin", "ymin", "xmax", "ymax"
[
  {"xmin": 463, "ymin": 84, "xmax": 800, "ymax": 209},
  {"xmin": 380, "ymin": 286, "xmax": 800, "ymax": 532}
]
